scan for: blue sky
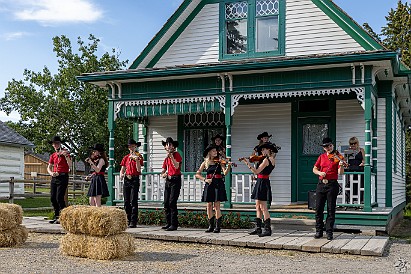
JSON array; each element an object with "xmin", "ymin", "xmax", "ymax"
[{"xmin": 0, "ymin": 0, "xmax": 400, "ymax": 122}]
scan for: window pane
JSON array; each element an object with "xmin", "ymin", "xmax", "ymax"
[
  {"xmin": 256, "ymin": 0, "xmax": 279, "ymax": 16},
  {"xmin": 226, "ymin": 19, "xmax": 247, "ymax": 54},
  {"xmin": 225, "ymin": 1, "xmax": 248, "ymax": 20},
  {"xmin": 302, "ymin": 124, "xmax": 329, "ymax": 155},
  {"xmin": 256, "ymin": 16, "xmax": 278, "ymax": 52}
]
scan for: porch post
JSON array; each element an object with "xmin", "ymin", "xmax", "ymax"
[
  {"xmin": 372, "ymin": 100, "xmax": 378, "ymax": 204},
  {"xmin": 107, "ymin": 100, "xmax": 116, "ymax": 206},
  {"xmin": 224, "ymin": 94, "xmax": 233, "ymax": 208},
  {"xmin": 363, "ymin": 86, "xmax": 372, "ymax": 212},
  {"xmin": 141, "ymin": 123, "xmax": 148, "ymax": 200}
]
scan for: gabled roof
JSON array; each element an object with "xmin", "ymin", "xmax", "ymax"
[
  {"xmin": 25, "ymin": 152, "xmax": 86, "ymax": 172},
  {"xmin": 129, "ymin": 0, "xmax": 384, "ymax": 70},
  {"xmin": 0, "ymin": 121, "xmax": 34, "ymax": 147}
]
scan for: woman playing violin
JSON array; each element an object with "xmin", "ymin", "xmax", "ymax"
[
  {"xmin": 312, "ymin": 137, "xmax": 344, "ymax": 241},
  {"xmin": 195, "ymin": 145, "xmax": 230, "ymax": 233},
  {"xmin": 240, "ymin": 142, "xmax": 277, "ymax": 237}
]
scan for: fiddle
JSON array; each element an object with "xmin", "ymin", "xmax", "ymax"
[
  {"xmin": 129, "ymin": 151, "xmax": 143, "ymax": 162},
  {"xmin": 213, "ymin": 157, "xmax": 237, "ymax": 167},
  {"xmin": 239, "ymin": 155, "xmax": 265, "ymax": 163},
  {"xmin": 328, "ymin": 150, "xmax": 349, "ymax": 167}
]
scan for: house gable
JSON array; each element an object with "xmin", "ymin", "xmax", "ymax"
[{"xmin": 131, "ymin": 0, "xmax": 383, "ymax": 69}]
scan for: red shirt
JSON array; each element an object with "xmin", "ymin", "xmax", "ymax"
[
  {"xmin": 162, "ymin": 152, "xmax": 182, "ymax": 176},
  {"xmin": 49, "ymin": 152, "xmax": 70, "ymax": 173},
  {"xmin": 120, "ymin": 154, "xmax": 144, "ymax": 176},
  {"xmin": 314, "ymin": 153, "xmax": 340, "ymax": 180}
]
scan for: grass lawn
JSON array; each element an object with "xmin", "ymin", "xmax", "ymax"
[{"xmin": 1, "ymin": 197, "xmax": 51, "ymax": 208}]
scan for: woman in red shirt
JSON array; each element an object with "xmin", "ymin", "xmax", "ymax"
[{"xmin": 312, "ymin": 137, "xmax": 344, "ymax": 240}]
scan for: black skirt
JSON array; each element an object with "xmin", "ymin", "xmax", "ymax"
[
  {"xmin": 201, "ymin": 179, "xmax": 227, "ymax": 202},
  {"xmin": 87, "ymin": 174, "xmax": 110, "ymax": 198},
  {"xmin": 251, "ymin": 178, "xmax": 272, "ymax": 203}
]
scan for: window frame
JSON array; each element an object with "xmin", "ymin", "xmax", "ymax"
[{"xmin": 219, "ymin": 0, "xmax": 285, "ymax": 60}]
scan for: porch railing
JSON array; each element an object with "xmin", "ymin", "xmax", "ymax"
[
  {"xmin": 337, "ymin": 172, "xmax": 376, "ymax": 206},
  {"xmin": 114, "ymin": 172, "xmax": 256, "ymax": 203}
]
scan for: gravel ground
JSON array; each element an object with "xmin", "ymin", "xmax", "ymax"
[{"xmin": 0, "ymin": 233, "xmax": 410, "ymax": 274}]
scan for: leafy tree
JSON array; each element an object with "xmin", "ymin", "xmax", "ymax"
[{"xmin": 1, "ymin": 34, "xmax": 132, "ymax": 170}]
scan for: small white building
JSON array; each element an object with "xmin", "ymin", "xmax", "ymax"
[{"xmin": 0, "ymin": 121, "xmax": 34, "ymax": 196}]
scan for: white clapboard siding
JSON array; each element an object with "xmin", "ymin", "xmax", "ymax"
[
  {"xmin": 147, "ymin": 116, "xmax": 178, "ymax": 172},
  {"xmin": 0, "ymin": 145, "xmax": 25, "ymax": 197},
  {"xmin": 377, "ymin": 99, "xmax": 387, "ymax": 207},
  {"xmin": 392, "ymin": 108, "xmax": 406, "ymax": 207},
  {"xmin": 231, "ymin": 103, "xmax": 292, "ymax": 205},
  {"xmin": 155, "ymin": 3, "xmax": 219, "ymax": 68},
  {"xmin": 138, "ymin": 0, "xmax": 202, "ymax": 68},
  {"xmin": 336, "ymin": 100, "xmax": 365, "ymax": 152},
  {"xmin": 286, "ymin": 0, "xmax": 364, "ymax": 56}
]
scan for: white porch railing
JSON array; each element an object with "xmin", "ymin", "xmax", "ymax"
[
  {"xmin": 114, "ymin": 172, "xmax": 256, "ymax": 203},
  {"xmin": 337, "ymin": 172, "xmax": 376, "ymax": 205}
]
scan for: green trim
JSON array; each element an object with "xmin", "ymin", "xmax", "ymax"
[
  {"xmin": 107, "ymin": 100, "xmax": 115, "ymax": 206},
  {"xmin": 129, "ymin": 0, "xmax": 193, "ymax": 69},
  {"xmin": 147, "ymin": 2, "xmax": 206, "ymax": 68},
  {"xmin": 363, "ymin": 85, "xmax": 372, "ymax": 212},
  {"xmin": 393, "ymin": 100, "xmax": 397, "ymax": 173},
  {"xmin": 291, "ymin": 99, "xmax": 298, "ymax": 202},
  {"xmin": 385, "ymin": 95, "xmax": 393, "ymax": 207},
  {"xmin": 78, "ymin": 51, "xmax": 397, "ymax": 83},
  {"xmin": 224, "ymin": 93, "xmax": 232, "ymax": 209},
  {"xmin": 142, "ymin": 124, "xmax": 148, "ymax": 200},
  {"xmin": 177, "ymin": 116, "xmax": 185, "ymax": 171},
  {"xmin": 311, "ymin": 0, "xmax": 383, "ymax": 51}
]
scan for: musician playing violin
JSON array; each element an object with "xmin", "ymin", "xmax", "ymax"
[
  {"xmin": 120, "ymin": 139, "xmax": 144, "ymax": 228},
  {"xmin": 211, "ymin": 134, "xmax": 226, "ymax": 159},
  {"xmin": 196, "ymin": 145, "xmax": 230, "ymax": 233},
  {"xmin": 312, "ymin": 137, "xmax": 344, "ymax": 240},
  {"xmin": 240, "ymin": 142, "xmax": 277, "ymax": 237}
]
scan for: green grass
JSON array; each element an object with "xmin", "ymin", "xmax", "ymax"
[
  {"xmin": 23, "ymin": 210, "xmax": 53, "ymax": 218},
  {"xmin": 1, "ymin": 197, "xmax": 51, "ymax": 208}
]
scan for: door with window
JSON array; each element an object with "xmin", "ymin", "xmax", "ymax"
[{"xmin": 183, "ymin": 112, "xmax": 225, "ymax": 172}]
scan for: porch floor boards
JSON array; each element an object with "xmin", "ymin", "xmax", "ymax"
[{"xmin": 23, "ymin": 217, "xmax": 388, "ymax": 257}]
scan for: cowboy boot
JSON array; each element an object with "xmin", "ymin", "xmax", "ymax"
[
  {"xmin": 213, "ymin": 217, "xmax": 222, "ymax": 233},
  {"xmin": 258, "ymin": 218, "xmax": 272, "ymax": 237},
  {"xmin": 249, "ymin": 218, "xmax": 262, "ymax": 235},
  {"xmin": 205, "ymin": 216, "xmax": 215, "ymax": 233}
]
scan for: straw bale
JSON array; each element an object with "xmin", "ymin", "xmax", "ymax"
[
  {"xmin": 0, "ymin": 203, "xmax": 23, "ymax": 231},
  {"xmin": 0, "ymin": 225, "xmax": 28, "ymax": 247},
  {"xmin": 60, "ymin": 206, "xmax": 127, "ymax": 236},
  {"xmin": 60, "ymin": 233, "xmax": 135, "ymax": 260}
]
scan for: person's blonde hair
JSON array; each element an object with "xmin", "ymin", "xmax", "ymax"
[{"xmin": 349, "ymin": 137, "xmax": 359, "ymax": 147}]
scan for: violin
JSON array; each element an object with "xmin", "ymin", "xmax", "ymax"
[
  {"xmin": 239, "ymin": 155, "xmax": 265, "ymax": 163},
  {"xmin": 213, "ymin": 157, "xmax": 237, "ymax": 167},
  {"xmin": 129, "ymin": 151, "xmax": 143, "ymax": 162},
  {"xmin": 328, "ymin": 150, "xmax": 349, "ymax": 167}
]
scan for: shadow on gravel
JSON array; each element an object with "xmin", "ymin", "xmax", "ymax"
[
  {"xmin": 23, "ymin": 242, "xmax": 59, "ymax": 249},
  {"xmin": 121, "ymin": 252, "xmax": 198, "ymax": 262}
]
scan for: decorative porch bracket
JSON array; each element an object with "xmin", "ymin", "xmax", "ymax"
[{"xmin": 230, "ymin": 87, "xmax": 365, "ymax": 115}]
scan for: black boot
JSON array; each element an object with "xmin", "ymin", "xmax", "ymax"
[
  {"xmin": 249, "ymin": 218, "xmax": 262, "ymax": 235},
  {"xmin": 258, "ymin": 218, "xmax": 272, "ymax": 237},
  {"xmin": 326, "ymin": 232, "xmax": 333, "ymax": 240},
  {"xmin": 205, "ymin": 216, "xmax": 215, "ymax": 233},
  {"xmin": 213, "ymin": 217, "xmax": 222, "ymax": 233},
  {"xmin": 314, "ymin": 230, "xmax": 323, "ymax": 239}
]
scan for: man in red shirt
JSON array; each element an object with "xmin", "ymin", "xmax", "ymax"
[
  {"xmin": 313, "ymin": 137, "xmax": 344, "ymax": 240},
  {"xmin": 160, "ymin": 137, "xmax": 182, "ymax": 231},
  {"xmin": 120, "ymin": 139, "xmax": 144, "ymax": 228},
  {"xmin": 47, "ymin": 136, "xmax": 72, "ymax": 224}
]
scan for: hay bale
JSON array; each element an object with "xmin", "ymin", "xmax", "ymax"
[
  {"xmin": 0, "ymin": 225, "xmax": 28, "ymax": 247},
  {"xmin": 60, "ymin": 206, "xmax": 127, "ymax": 236},
  {"xmin": 0, "ymin": 203, "xmax": 23, "ymax": 231},
  {"xmin": 60, "ymin": 233, "xmax": 135, "ymax": 260}
]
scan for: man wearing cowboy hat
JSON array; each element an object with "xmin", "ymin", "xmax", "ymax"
[
  {"xmin": 120, "ymin": 139, "xmax": 144, "ymax": 228},
  {"xmin": 313, "ymin": 137, "xmax": 344, "ymax": 240},
  {"xmin": 47, "ymin": 136, "xmax": 71, "ymax": 224},
  {"xmin": 160, "ymin": 137, "xmax": 182, "ymax": 231}
]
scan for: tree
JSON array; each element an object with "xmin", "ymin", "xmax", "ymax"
[{"xmin": 0, "ymin": 34, "xmax": 132, "ymax": 169}]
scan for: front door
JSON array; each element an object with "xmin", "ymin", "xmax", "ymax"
[{"xmin": 297, "ymin": 117, "xmax": 330, "ymax": 201}]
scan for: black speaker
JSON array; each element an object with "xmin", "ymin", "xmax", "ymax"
[{"xmin": 308, "ymin": 190, "xmax": 316, "ymax": 210}]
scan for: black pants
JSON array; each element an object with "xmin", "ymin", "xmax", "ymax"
[
  {"xmin": 123, "ymin": 176, "xmax": 140, "ymax": 224},
  {"xmin": 164, "ymin": 176, "xmax": 182, "ymax": 227},
  {"xmin": 315, "ymin": 179, "xmax": 339, "ymax": 233},
  {"xmin": 50, "ymin": 174, "xmax": 69, "ymax": 218}
]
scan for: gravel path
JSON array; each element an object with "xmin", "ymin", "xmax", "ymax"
[{"xmin": 0, "ymin": 233, "xmax": 409, "ymax": 274}]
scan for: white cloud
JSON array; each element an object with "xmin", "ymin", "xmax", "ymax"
[
  {"xmin": 2, "ymin": 32, "xmax": 31, "ymax": 41},
  {"xmin": 12, "ymin": 0, "xmax": 103, "ymax": 25},
  {"xmin": 0, "ymin": 111, "xmax": 21, "ymax": 123}
]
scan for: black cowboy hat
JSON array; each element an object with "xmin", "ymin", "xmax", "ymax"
[
  {"xmin": 127, "ymin": 138, "xmax": 141, "ymax": 147},
  {"xmin": 161, "ymin": 137, "xmax": 179, "ymax": 148},
  {"xmin": 203, "ymin": 145, "xmax": 218, "ymax": 158},
  {"xmin": 257, "ymin": 132, "xmax": 272, "ymax": 140},
  {"xmin": 211, "ymin": 134, "xmax": 225, "ymax": 142},
  {"xmin": 48, "ymin": 136, "xmax": 63, "ymax": 144},
  {"xmin": 259, "ymin": 142, "xmax": 278, "ymax": 153},
  {"xmin": 89, "ymin": 143, "xmax": 105, "ymax": 152},
  {"xmin": 321, "ymin": 137, "xmax": 333, "ymax": 147}
]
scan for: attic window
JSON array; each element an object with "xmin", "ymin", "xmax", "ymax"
[{"xmin": 221, "ymin": 0, "xmax": 284, "ymax": 59}]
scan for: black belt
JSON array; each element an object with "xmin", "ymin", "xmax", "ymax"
[{"xmin": 57, "ymin": 173, "xmax": 68, "ymax": 176}]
